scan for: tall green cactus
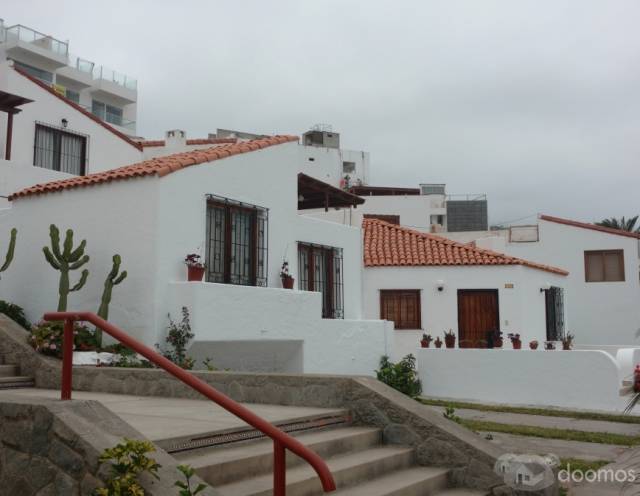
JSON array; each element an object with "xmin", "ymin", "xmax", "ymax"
[
  {"xmin": 0, "ymin": 228, "xmax": 17, "ymax": 278},
  {"xmin": 96, "ymin": 254, "xmax": 127, "ymax": 346},
  {"xmin": 43, "ymin": 224, "xmax": 89, "ymax": 312}
]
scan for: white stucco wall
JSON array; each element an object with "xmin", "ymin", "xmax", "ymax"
[
  {"xmin": 363, "ymin": 265, "xmax": 567, "ymax": 361},
  {"xmin": 298, "ymin": 145, "xmax": 369, "ymax": 188},
  {"xmin": 489, "ymin": 219, "xmax": 640, "ymax": 346},
  {"xmin": 418, "ymin": 348, "xmax": 631, "ymax": 413},
  {"xmin": 0, "ymin": 159, "xmax": 75, "ymax": 206},
  {"xmin": 0, "ymin": 62, "xmax": 142, "ymax": 177},
  {"xmin": 169, "ymin": 282, "xmax": 392, "ymax": 376}
]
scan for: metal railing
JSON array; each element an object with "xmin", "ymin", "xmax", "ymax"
[
  {"xmin": 3, "ymin": 24, "xmax": 68, "ymax": 56},
  {"xmin": 93, "ymin": 65, "xmax": 137, "ymax": 90},
  {"xmin": 43, "ymin": 311, "xmax": 336, "ymax": 496},
  {"xmin": 446, "ymin": 193, "xmax": 487, "ymax": 202},
  {"xmin": 67, "ymin": 54, "xmax": 95, "ymax": 74}
]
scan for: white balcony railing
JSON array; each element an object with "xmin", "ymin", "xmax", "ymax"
[{"xmin": 3, "ymin": 24, "xmax": 68, "ymax": 57}]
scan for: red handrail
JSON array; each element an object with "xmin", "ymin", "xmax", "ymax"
[{"xmin": 44, "ymin": 311, "xmax": 336, "ymax": 495}]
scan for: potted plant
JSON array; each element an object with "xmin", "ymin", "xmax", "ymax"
[
  {"xmin": 280, "ymin": 261, "xmax": 294, "ymax": 289},
  {"xmin": 492, "ymin": 330, "xmax": 504, "ymax": 348},
  {"xmin": 420, "ymin": 333, "xmax": 433, "ymax": 348},
  {"xmin": 529, "ymin": 340, "xmax": 539, "ymax": 350},
  {"xmin": 544, "ymin": 341, "xmax": 556, "ymax": 350},
  {"xmin": 434, "ymin": 337, "xmax": 443, "ymax": 349},
  {"xmin": 562, "ymin": 333, "xmax": 575, "ymax": 351},
  {"xmin": 444, "ymin": 329, "xmax": 456, "ymax": 349},
  {"xmin": 185, "ymin": 253, "xmax": 205, "ymax": 282},
  {"xmin": 508, "ymin": 333, "xmax": 522, "ymax": 350}
]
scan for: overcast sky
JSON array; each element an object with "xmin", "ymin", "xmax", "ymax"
[{"xmin": 4, "ymin": 1, "xmax": 639, "ymax": 225}]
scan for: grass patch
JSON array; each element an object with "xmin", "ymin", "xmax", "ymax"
[
  {"xmin": 459, "ymin": 419, "xmax": 640, "ymax": 446},
  {"xmin": 420, "ymin": 397, "xmax": 640, "ymax": 425},
  {"xmin": 559, "ymin": 458, "xmax": 611, "ymax": 473}
]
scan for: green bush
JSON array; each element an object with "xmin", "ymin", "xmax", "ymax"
[
  {"xmin": 376, "ymin": 354, "xmax": 422, "ymax": 398},
  {"xmin": 29, "ymin": 320, "xmax": 98, "ymax": 358},
  {"xmin": 0, "ymin": 300, "xmax": 30, "ymax": 329},
  {"xmin": 157, "ymin": 307, "xmax": 195, "ymax": 369}
]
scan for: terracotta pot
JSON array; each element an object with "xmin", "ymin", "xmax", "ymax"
[
  {"xmin": 187, "ymin": 265, "xmax": 205, "ymax": 282},
  {"xmin": 444, "ymin": 336, "xmax": 456, "ymax": 349},
  {"xmin": 435, "ymin": 340, "xmax": 443, "ymax": 349},
  {"xmin": 282, "ymin": 276, "xmax": 295, "ymax": 289},
  {"xmin": 529, "ymin": 341, "xmax": 539, "ymax": 350},
  {"xmin": 562, "ymin": 342, "xmax": 571, "ymax": 351},
  {"xmin": 512, "ymin": 340, "xmax": 522, "ymax": 350},
  {"xmin": 494, "ymin": 338, "xmax": 503, "ymax": 349},
  {"xmin": 420, "ymin": 340, "xmax": 430, "ymax": 348}
]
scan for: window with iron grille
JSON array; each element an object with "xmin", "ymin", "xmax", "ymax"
[
  {"xmin": 34, "ymin": 123, "xmax": 87, "ymax": 176},
  {"xmin": 380, "ymin": 290, "xmax": 421, "ymax": 329},
  {"xmin": 545, "ymin": 286, "xmax": 565, "ymax": 341},
  {"xmin": 298, "ymin": 242, "xmax": 344, "ymax": 319},
  {"xmin": 205, "ymin": 195, "xmax": 268, "ymax": 287}
]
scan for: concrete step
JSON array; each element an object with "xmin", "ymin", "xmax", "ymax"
[
  {"xmin": 214, "ymin": 446, "xmax": 415, "ymax": 496},
  {"xmin": 0, "ymin": 376, "xmax": 34, "ymax": 389},
  {"xmin": 331, "ymin": 466, "xmax": 450, "ymax": 496},
  {"xmin": 0, "ymin": 364, "xmax": 18, "ymax": 377},
  {"xmin": 435, "ymin": 489, "xmax": 489, "ymax": 496},
  {"xmin": 175, "ymin": 426, "xmax": 381, "ymax": 486}
]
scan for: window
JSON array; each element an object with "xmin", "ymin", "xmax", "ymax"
[
  {"xmin": 205, "ymin": 196, "xmax": 268, "ymax": 287},
  {"xmin": 380, "ymin": 290, "xmax": 421, "ymax": 329},
  {"xmin": 65, "ymin": 88, "xmax": 80, "ymax": 104},
  {"xmin": 342, "ymin": 161, "xmax": 356, "ymax": 173},
  {"xmin": 34, "ymin": 123, "xmax": 87, "ymax": 175},
  {"xmin": 298, "ymin": 243, "xmax": 344, "ymax": 319},
  {"xmin": 91, "ymin": 100, "xmax": 124, "ymax": 126},
  {"xmin": 584, "ymin": 250, "xmax": 625, "ymax": 282},
  {"xmin": 363, "ymin": 214, "xmax": 400, "ymax": 225},
  {"xmin": 13, "ymin": 60, "xmax": 53, "ymax": 84}
]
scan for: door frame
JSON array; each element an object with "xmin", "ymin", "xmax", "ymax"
[{"xmin": 457, "ymin": 289, "xmax": 500, "ymax": 348}]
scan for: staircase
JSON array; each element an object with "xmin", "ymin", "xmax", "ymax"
[
  {"xmin": 173, "ymin": 422, "xmax": 488, "ymax": 496},
  {"xmin": 0, "ymin": 354, "xmax": 34, "ymax": 389}
]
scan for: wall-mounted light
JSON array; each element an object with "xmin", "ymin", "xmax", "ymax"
[
  {"xmin": 540, "ymin": 282, "xmax": 551, "ymax": 293},
  {"xmin": 61, "ymin": 118, "xmax": 68, "ymax": 128},
  {"xmin": 436, "ymin": 280, "xmax": 445, "ymax": 292}
]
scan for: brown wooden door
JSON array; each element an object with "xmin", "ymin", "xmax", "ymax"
[{"xmin": 457, "ymin": 290, "xmax": 499, "ymax": 348}]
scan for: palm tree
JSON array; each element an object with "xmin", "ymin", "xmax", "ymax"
[{"xmin": 596, "ymin": 216, "xmax": 639, "ymax": 232}]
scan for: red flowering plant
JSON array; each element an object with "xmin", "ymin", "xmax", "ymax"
[
  {"xmin": 29, "ymin": 320, "xmax": 98, "ymax": 358},
  {"xmin": 184, "ymin": 253, "xmax": 205, "ymax": 268},
  {"xmin": 507, "ymin": 333, "xmax": 522, "ymax": 349}
]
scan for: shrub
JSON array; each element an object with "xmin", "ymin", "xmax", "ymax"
[
  {"xmin": 29, "ymin": 320, "xmax": 97, "ymax": 358},
  {"xmin": 376, "ymin": 354, "xmax": 422, "ymax": 398},
  {"xmin": 176, "ymin": 464, "xmax": 208, "ymax": 496},
  {"xmin": 157, "ymin": 307, "xmax": 195, "ymax": 369},
  {"xmin": 94, "ymin": 438, "xmax": 160, "ymax": 496},
  {"xmin": 443, "ymin": 405, "xmax": 461, "ymax": 423},
  {"xmin": 0, "ymin": 300, "xmax": 30, "ymax": 329}
]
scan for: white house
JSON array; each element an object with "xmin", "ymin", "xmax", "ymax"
[
  {"xmin": 468, "ymin": 215, "xmax": 640, "ymax": 346},
  {"xmin": 0, "ymin": 136, "xmax": 393, "ymax": 376},
  {"xmin": 360, "ymin": 219, "xmax": 568, "ymax": 359}
]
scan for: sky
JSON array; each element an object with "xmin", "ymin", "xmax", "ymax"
[{"xmin": 3, "ymin": 1, "xmax": 639, "ymax": 226}]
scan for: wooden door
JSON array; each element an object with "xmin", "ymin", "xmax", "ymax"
[{"xmin": 457, "ymin": 290, "xmax": 499, "ymax": 348}]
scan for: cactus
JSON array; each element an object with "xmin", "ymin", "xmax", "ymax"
[
  {"xmin": 0, "ymin": 228, "xmax": 17, "ymax": 278},
  {"xmin": 96, "ymin": 254, "xmax": 127, "ymax": 346},
  {"xmin": 43, "ymin": 224, "xmax": 89, "ymax": 312}
]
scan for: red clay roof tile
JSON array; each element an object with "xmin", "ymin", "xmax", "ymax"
[
  {"xmin": 540, "ymin": 214, "xmax": 640, "ymax": 239},
  {"xmin": 363, "ymin": 218, "xmax": 568, "ymax": 275},
  {"xmin": 9, "ymin": 135, "xmax": 298, "ymax": 201}
]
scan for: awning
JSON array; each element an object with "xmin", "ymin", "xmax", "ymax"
[
  {"xmin": 0, "ymin": 90, "xmax": 33, "ymax": 114},
  {"xmin": 298, "ymin": 173, "xmax": 365, "ymax": 211}
]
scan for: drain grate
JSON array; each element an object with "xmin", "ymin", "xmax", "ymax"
[{"xmin": 167, "ymin": 413, "xmax": 350, "ymax": 453}]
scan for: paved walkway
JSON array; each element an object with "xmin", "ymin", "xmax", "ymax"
[
  {"xmin": 427, "ymin": 405, "xmax": 640, "ymax": 436},
  {"xmin": 0, "ymin": 388, "xmax": 346, "ymax": 445}
]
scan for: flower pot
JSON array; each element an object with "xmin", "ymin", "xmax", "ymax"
[
  {"xmin": 187, "ymin": 265, "xmax": 205, "ymax": 282},
  {"xmin": 444, "ymin": 336, "xmax": 456, "ymax": 349},
  {"xmin": 435, "ymin": 340, "xmax": 443, "ymax": 349},
  {"xmin": 562, "ymin": 343, "xmax": 571, "ymax": 351},
  {"xmin": 420, "ymin": 340, "xmax": 430, "ymax": 348},
  {"xmin": 512, "ymin": 340, "xmax": 522, "ymax": 350},
  {"xmin": 529, "ymin": 341, "xmax": 539, "ymax": 350},
  {"xmin": 282, "ymin": 276, "xmax": 295, "ymax": 289},
  {"xmin": 494, "ymin": 338, "xmax": 503, "ymax": 349}
]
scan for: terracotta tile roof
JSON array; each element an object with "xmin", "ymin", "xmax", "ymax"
[
  {"xmin": 540, "ymin": 214, "xmax": 640, "ymax": 239},
  {"xmin": 138, "ymin": 138, "xmax": 238, "ymax": 147},
  {"xmin": 9, "ymin": 135, "xmax": 299, "ymax": 201},
  {"xmin": 363, "ymin": 219, "xmax": 568, "ymax": 275},
  {"xmin": 13, "ymin": 66, "xmax": 143, "ymax": 151}
]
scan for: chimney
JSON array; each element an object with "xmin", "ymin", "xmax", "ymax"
[{"xmin": 165, "ymin": 129, "xmax": 186, "ymax": 148}]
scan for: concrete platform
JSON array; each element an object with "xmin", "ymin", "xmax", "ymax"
[{"xmin": 0, "ymin": 388, "xmax": 347, "ymax": 445}]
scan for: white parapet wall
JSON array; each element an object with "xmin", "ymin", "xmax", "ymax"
[
  {"xmin": 168, "ymin": 281, "xmax": 393, "ymax": 376},
  {"xmin": 417, "ymin": 348, "xmax": 637, "ymax": 413}
]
